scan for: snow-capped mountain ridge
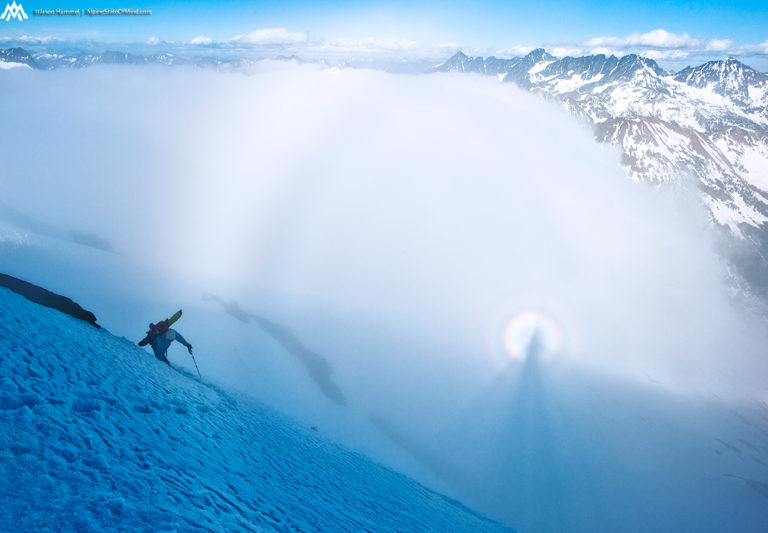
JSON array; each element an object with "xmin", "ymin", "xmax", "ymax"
[
  {"xmin": 0, "ymin": 46, "xmax": 235, "ymax": 70},
  {"xmin": 436, "ymin": 49, "xmax": 768, "ymax": 301},
  {"xmin": 0, "ymin": 47, "xmax": 35, "ymax": 69},
  {"xmin": 535, "ymin": 53, "xmax": 667, "ymax": 86},
  {"xmin": 674, "ymin": 57, "xmax": 768, "ymax": 109},
  {"xmin": 437, "ymin": 50, "xmax": 767, "ymax": 129}
]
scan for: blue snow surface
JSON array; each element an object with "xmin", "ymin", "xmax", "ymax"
[{"xmin": 0, "ymin": 287, "xmax": 513, "ymax": 532}]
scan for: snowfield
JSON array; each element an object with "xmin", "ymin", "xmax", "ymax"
[{"xmin": 0, "ymin": 287, "xmax": 512, "ymax": 532}]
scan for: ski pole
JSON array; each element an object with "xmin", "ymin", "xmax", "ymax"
[{"xmin": 189, "ymin": 349, "xmax": 201, "ymax": 378}]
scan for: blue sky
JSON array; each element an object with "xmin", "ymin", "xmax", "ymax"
[{"xmin": 1, "ymin": 0, "xmax": 767, "ymax": 68}]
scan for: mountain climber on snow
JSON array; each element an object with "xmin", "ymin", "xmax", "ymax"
[{"xmin": 138, "ymin": 311, "xmax": 192, "ymax": 367}]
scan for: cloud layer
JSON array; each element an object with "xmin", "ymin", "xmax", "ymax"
[
  {"xmin": 1, "ymin": 64, "xmax": 765, "ymax": 395},
  {"xmin": 576, "ymin": 29, "xmax": 740, "ymax": 61}
]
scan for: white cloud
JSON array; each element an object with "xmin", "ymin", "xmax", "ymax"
[
  {"xmin": 231, "ymin": 27, "xmax": 308, "ymax": 46},
  {"xmin": 305, "ymin": 37, "xmax": 467, "ymax": 59},
  {"xmin": 738, "ymin": 40, "xmax": 768, "ymax": 55},
  {"xmin": 705, "ymin": 38, "xmax": 733, "ymax": 52},
  {"xmin": 582, "ymin": 36, "xmax": 619, "ymax": 48},
  {"xmin": 574, "ymin": 29, "xmax": 768, "ymax": 62},
  {"xmin": 584, "ymin": 29, "xmax": 701, "ymax": 49},
  {"xmin": 190, "ymin": 36, "xmax": 213, "ymax": 45},
  {"xmin": 495, "ymin": 45, "xmax": 536, "ymax": 57},
  {"xmin": 643, "ymin": 49, "xmax": 690, "ymax": 60},
  {"xmin": 435, "ymin": 42, "xmax": 460, "ymax": 52},
  {"xmin": 16, "ymin": 35, "xmax": 56, "ymax": 44},
  {"xmin": 314, "ymin": 37, "xmax": 421, "ymax": 53},
  {"xmin": 630, "ymin": 29, "xmax": 699, "ymax": 48},
  {"xmin": 146, "ymin": 36, "xmax": 160, "ymax": 45},
  {"xmin": 588, "ymin": 47, "xmax": 614, "ymax": 56},
  {"xmin": 551, "ymin": 47, "xmax": 583, "ymax": 58}
]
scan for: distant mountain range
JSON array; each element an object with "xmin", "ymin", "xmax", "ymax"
[
  {"xmin": 0, "ymin": 45, "xmax": 265, "ymax": 70},
  {"xmin": 434, "ymin": 49, "xmax": 768, "ymax": 303},
  {"xmin": 0, "ymin": 46, "xmax": 35, "ymax": 68},
  {"xmin": 3, "ymin": 45, "xmax": 768, "ymax": 302}
]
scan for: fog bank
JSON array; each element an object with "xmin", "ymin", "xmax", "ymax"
[{"xmin": 2, "ymin": 64, "xmax": 764, "ymax": 393}]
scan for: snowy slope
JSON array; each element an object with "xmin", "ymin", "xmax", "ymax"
[
  {"xmin": 432, "ymin": 341, "xmax": 768, "ymax": 532},
  {"xmin": 0, "ymin": 287, "xmax": 512, "ymax": 532}
]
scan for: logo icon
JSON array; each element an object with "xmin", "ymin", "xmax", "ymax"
[{"xmin": 1, "ymin": 2, "xmax": 28, "ymax": 21}]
